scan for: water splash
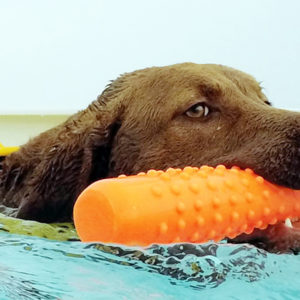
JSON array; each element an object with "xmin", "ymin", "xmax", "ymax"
[{"xmin": 0, "ymin": 233, "xmax": 299, "ymax": 299}]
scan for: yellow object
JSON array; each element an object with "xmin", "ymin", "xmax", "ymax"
[{"xmin": 0, "ymin": 142, "xmax": 19, "ymax": 156}]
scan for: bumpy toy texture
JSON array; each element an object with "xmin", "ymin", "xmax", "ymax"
[{"xmin": 74, "ymin": 165, "xmax": 300, "ymax": 246}]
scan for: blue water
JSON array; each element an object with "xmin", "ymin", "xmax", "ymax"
[{"xmin": 0, "ymin": 233, "xmax": 299, "ymax": 299}]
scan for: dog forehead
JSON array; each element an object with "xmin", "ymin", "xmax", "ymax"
[
  {"xmin": 140, "ymin": 63, "xmax": 261, "ymax": 98},
  {"xmin": 169, "ymin": 63, "xmax": 262, "ymax": 92},
  {"xmin": 122, "ymin": 63, "xmax": 265, "ymax": 122}
]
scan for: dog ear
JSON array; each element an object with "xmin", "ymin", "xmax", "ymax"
[{"xmin": 14, "ymin": 86, "xmax": 125, "ymax": 222}]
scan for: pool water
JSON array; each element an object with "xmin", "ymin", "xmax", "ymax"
[{"xmin": 0, "ymin": 233, "xmax": 299, "ymax": 299}]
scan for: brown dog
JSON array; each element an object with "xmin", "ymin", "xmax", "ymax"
[{"xmin": 0, "ymin": 63, "xmax": 299, "ymax": 252}]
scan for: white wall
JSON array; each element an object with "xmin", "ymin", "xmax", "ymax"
[
  {"xmin": 0, "ymin": 115, "xmax": 69, "ymax": 145},
  {"xmin": 0, "ymin": 0, "xmax": 299, "ymax": 113}
]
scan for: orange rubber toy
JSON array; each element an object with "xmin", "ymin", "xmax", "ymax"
[{"xmin": 73, "ymin": 165, "xmax": 300, "ymax": 246}]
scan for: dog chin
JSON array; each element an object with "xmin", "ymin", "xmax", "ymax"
[{"xmin": 229, "ymin": 220, "xmax": 300, "ymax": 254}]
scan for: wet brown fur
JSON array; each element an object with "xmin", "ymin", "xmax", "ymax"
[{"xmin": 0, "ymin": 63, "xmax": 300, "ymax": 229}]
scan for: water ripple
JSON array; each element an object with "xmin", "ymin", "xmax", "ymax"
[{"xmin": 0, "ymin": 233, "xmax": 299, "ymax": 299}]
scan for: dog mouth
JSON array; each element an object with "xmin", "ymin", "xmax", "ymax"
[
  {"xmin": 221, "ymin": 164, "xmax": 300, "ymax": 253},
  {"xmin": 284, "ymin": 217, "xmax": 300, "ymax": 228},
  {"xmin": 231, "ymin": 217, "xmax": 300, "ymax": 254},
  {"xmin": 266, "ymin": 218, "xmax": 300, "ymax": 253}
]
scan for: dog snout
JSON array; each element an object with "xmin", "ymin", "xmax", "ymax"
[{"xmin": 272, "ymin": 115, "xmax": 300, "ymax": 189}]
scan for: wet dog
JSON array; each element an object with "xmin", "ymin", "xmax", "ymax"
[{"xmin": 1, "ymin": 63, "xmax": 300, "ymax": 252}]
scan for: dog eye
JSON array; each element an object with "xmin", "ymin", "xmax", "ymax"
[{"xmin": 185, "ymin": 103, "xmax": 210, "ymax": 118}]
